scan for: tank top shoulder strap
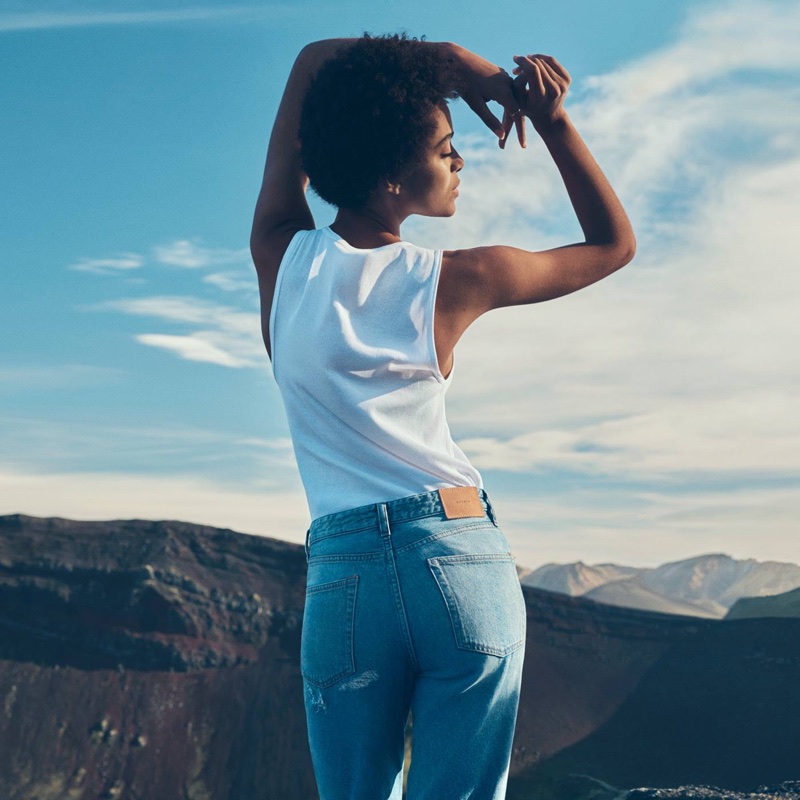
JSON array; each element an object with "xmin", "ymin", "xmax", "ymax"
[{"xmin": 268, "ymin": 226, "xmax": 316, "ymax": 382}]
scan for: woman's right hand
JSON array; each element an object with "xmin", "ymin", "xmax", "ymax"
[{"xmin": 510, "ymin": 54, "xmax": 571, "ymax": 129}]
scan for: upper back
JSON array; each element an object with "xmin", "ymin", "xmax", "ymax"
[
  {"xmin": 257, "ymin": 224, "xmax": 484, "ymax": 519},
  {"xmin": 253, "ymin": 225, "xmax": 487, "ymax": 375},
  {"xmin": 266, "ymin": 225, "xmax": 450, "ymax": 385}
]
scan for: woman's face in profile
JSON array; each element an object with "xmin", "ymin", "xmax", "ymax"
[{"xmin": 400, "ymin": 101, "xmax": 464, "ymax": 218}]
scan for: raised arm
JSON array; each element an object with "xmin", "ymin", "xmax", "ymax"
[
  {"xmin": 250, "ymin": 37, "xmax": 526, "ymax": 271},
  {"xmin": 449, "ymin": 53, "xmax": 637, "ymax": 313},
  {"xmin": 249, "ymin": 40, "xmax": 347, "ymax": 268}
]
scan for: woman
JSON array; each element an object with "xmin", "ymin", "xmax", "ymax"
[{"xmin": 250, "ymin": 32, "xmax": 635, "ymax": 800}]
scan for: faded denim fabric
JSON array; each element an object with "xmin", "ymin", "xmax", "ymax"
[{"xmin": 301, "ymin": 487, "xmax": 527, "ymax": 800}]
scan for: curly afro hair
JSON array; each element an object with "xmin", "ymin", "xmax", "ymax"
[{"xmin": 299, "ymin": 31, "xmax": 462, "ymax": 211}]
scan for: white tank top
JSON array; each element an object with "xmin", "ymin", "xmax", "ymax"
[{"xmin": 269, "ymin": 225, "xmax": 483, "ymax": 521}]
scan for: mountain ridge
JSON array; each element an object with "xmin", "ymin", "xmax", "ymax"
[{"xmin": 520, "ymin": 551, "xmax": 800, "ymax": 619}]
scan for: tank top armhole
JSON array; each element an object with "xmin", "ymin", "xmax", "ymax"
[
  {"xmin": 268, "ymin": 228, "xmax": 307, "ymax": 383},
  {"xmin": 428, "ymin": 247, "xmax": 448, "ymax": 385}
]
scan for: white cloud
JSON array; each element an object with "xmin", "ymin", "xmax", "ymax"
[
  {"xmin": 202, "ymin": 271, "xmax": 258, "ymax": 293},
  {"xmin": 397, "ymin": 0, "xmax": 800, "ymax": 489},
  {"xmin": 492, "ymin": 483, "xmax": 800, "ymax": 569},
  {"xmin": 135, "ymin": 333, "xmax": 250, "ymax": 367},
  {"xmin": 0, "ymin": 415, "xmax": 297, "ymax": 479},
  {"xmin": 0, "ymin": 6, "xmax": 288, "ymax": 33},
  {"xmin": 69, "ymin": 253, "xmax": 143, "ymax": 275},
  {"xmin": 153, "ymin": 239, "xmax": 250, "ymax": 269},
  {"xmin": 90, "ymin": 295, "xmax": 265, "ymax": 368},
  {"xmin": 41, "ymin": 0, "xmax": 800, "ymax": 567},
  {"xmin": 94, "ymin": 296, "xmax": 221, "ymax": 324},
  {"xmin": 461, "ymin": 391, "xmax": 800, "ymax": 475}
]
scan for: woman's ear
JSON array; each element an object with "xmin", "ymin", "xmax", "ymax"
[{"xmin": 386, "ymin": 179, "xmax": 401, "ymax": 196}]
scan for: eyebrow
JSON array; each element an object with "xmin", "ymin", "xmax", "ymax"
[{"xmin": 436, "ymin": 130, "xmax": 454, "ymax": 146}]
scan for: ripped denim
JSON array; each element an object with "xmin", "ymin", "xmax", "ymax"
[{"xmin": 300, "ymin": 487, "xmax": 526, "ymax": 800}]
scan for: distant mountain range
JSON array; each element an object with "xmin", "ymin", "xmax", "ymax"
[
  {"xmin": 518, "ymin": 553, "xmax": 800, "ymax": 619},
  {"xmin": 1, "ymin": 513, "xmax": 799, "ymax": 800}
]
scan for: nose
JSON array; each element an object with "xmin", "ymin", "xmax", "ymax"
[{"xmin": 452, "ymin": 146, "xmax": 464, "ymax": 171}]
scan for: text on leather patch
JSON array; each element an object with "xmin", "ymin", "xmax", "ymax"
[{"xmin": 438, "ymin": 486, "xmax": 484, "ymax": 519}]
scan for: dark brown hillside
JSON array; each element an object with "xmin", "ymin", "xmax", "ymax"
[
  {"xmin": 0, "ymin": 514, "xmax": 798, "ymax": 800},
  {"xmin": 0, "ymin": 513, "xmax": 314, "ymax": 800},
  {"xmin": 509, "ymin": 590, "xmax": 800, "ymax": 798}
]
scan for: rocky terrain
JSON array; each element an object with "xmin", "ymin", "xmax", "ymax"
[
  {"xmin": 0, "ymin": 513, "xmax": 312, "ymax": 800},
  {"xmin": 1, "ymin": 513, "xmax": 799, "ymax": 800},
  {"xmin": 552, "ymin": 775, "xmax": 800, "ymax": 800}
]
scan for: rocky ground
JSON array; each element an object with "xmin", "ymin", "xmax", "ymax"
[{"xmin": 555, "ymin": 775, "xmax": 800, "ymax": 800}]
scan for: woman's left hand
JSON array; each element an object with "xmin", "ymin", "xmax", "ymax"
[{"xmin": 447, "ymin": 43, "xmax": 527, "ymax": 149}]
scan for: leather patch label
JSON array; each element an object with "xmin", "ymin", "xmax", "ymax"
[{"xmin": 438, "ymin": 486, "xmax": 484, "ymax": 519}]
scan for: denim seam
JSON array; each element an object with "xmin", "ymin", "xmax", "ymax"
[
  {"xmin": 388, "ymin": 510, "xmax": 458, "ymax": 526},
  {"xmin": 307, "ymin": 551, "xmax": 384, "ymax": 564},
  {"xmin": 429, "ymin": 552, "xmax": 515, "ymax": 565},
  {"xmin": 390, "ymin": 508, "xmax": 495, "ymax": 527},
  {"xmin": 305, "ymin": 574, "xmax": 358, "ymax": 593},
  {"xmin": 380, "ymin": 503, "xmax": 420, "ymax": 672},
  {"xmin": 393, "ymin": 521, "xmax": 499, "ymax": 556},
  {"xmin": 310, "ymin": 523, "xmax": 378, "ymax": 544}
]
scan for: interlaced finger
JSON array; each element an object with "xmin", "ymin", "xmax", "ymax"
[
  {"xmin": 513, "ymin": 55, "xmax": 546, "ymax": 95},
  {"xmin": 531, "ymin": 54, "xmax": 563, "ymax": 91},
  {"xmin": 536, "ymin": 54, "xmax": 571, "ymax": 84}
]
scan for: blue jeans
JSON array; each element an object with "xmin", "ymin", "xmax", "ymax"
[{"xmin": 301, "ymin": 487, "xmax": 527, "ymax": 800}]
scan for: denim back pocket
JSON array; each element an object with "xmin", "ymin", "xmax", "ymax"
[
  {"xmin": 427, "ymin": 553, "xmax": 526, "ymax": 657},
  {"xmin": 301, "ymin": 575, "xmax": 358, "ymax": 688}
]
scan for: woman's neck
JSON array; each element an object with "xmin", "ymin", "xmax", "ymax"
[{"xmin": 330, "ymin": 209, "xmax": 404, "ymax": 249}]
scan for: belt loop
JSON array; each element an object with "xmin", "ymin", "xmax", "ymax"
[
  {"xmin": 304, "ymin": 527, "xmax": 311, "ymax": 562},
  {"xmin": 483, "ymin": 490, "xmax": 498, "ymax": 527},
  {"xmin": 377, "ymin": 502, "xmax": 390, "ymax": 537}
]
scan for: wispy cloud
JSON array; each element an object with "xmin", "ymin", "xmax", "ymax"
[
  {"xmin": 68, "ymin": 239, "xmax": 253, "ymax": 281},
  {"xmin": 69, "ymin": 253, "xmax": 144, "ymax": 275},
  {"xmin": 492, "ymin": 482, "xmax": 800, "ymax": 569},
  {"xmin": 0, "ymin": 5, "xmax": 292, "ymax": 33},
  {"xmin": 0, "ymin": 415, "xmax": 297, "ymax": 480},
  {"xmin": 402, "ymin": 0, "xmax": 800, "ymax": 490},
  {"xmin": 89, "ymin": 295, "xmax": 264, "ymax": 367},
  {"xmin": 39, "ymin": 0, "xmax": 800, "ymax": 565},
  {"xmin": 460, "ymin": 390, "xmax": 800, "ymax": 475},
  {"xmin": 202, "ymin": 270, "xmax": 257, "ymax": 293},
  {"xmin": 135, "ymin": 333, "xmax": 250, "ymax": 367},
  {"xmin": 153, "ymin": 239, "xmax": 250, "ymax": 268}
]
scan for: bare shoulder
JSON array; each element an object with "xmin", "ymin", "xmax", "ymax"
[{"xmin": 441, "ymin": 240, "xmax": 636, "ymax": 314}]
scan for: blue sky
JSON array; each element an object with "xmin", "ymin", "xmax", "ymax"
[{"xmin": 2, "ymin": 0, "xmax": 799, "ymax": 570}]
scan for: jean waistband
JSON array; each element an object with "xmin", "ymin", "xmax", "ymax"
[{"xmin": 305, "ymin": 487, "xmax": 497, "ymax": 559}]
